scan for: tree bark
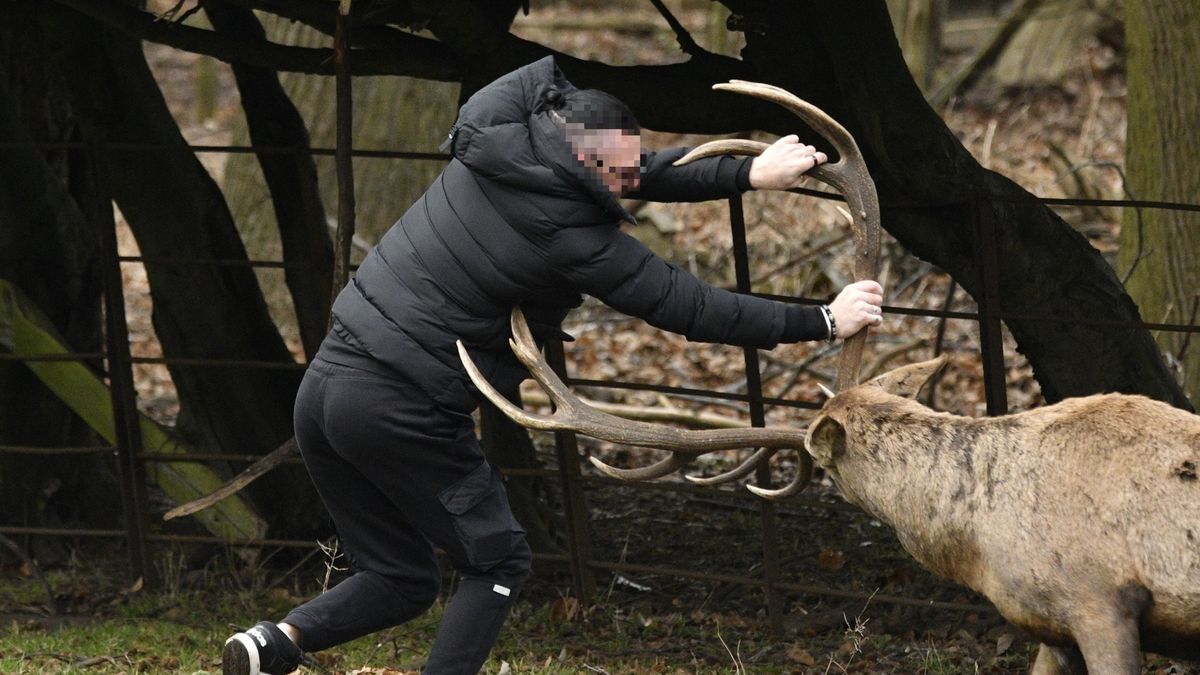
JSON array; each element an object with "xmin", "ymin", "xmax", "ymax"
[
  {"xmin": 1118, "ymin": 1, "xmax": 1200, "ymax": 405},
  {"xmin": 886, "ymin": 0, "xmax": 945, "ymax": 93},
  {"xmin": 204, "ymin": 2, "xmax": 334, "ymax": 360},
  {"xmin": 77, "ymin": 0, "xmax": 1192, "ymax": 410},
  {"xmin": 0, "ymin": 4, "xmax": 122, "ymax": 538},
  {"xmin": 763, "ymin": 2, "xmax": 1187, "ymax": 410},
  {"xmin": 993, "ymin": 0, "xmax": 1117, "ymax": 88},
  {"xmin": 222, "ymin": 19, "xmax": 457, "ymax": 249},
  {"xmin": 49, "ymin": 7, "xmax": 326, "ymax": 535}
]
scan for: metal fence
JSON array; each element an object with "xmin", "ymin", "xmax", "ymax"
[{"xmin": 2, "ymin": 134, "xmax": 1198, "ymax": 632}]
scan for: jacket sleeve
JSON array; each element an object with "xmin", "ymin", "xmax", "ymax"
[
  {"xmin": 549, "ymin": 224, "xmax": 823, "ymax": 349},
  {"xmin": 625, "ymin": 148, "xmax": 754, "ymax": 203}
]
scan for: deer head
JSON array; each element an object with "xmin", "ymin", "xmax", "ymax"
[
  {"xmin": 459, "ymin": 81, "xmax": 880, "ymax": 499},
  {"xmin": 805, "ymin": 356, "xmax": 949, "ymax": 474}
]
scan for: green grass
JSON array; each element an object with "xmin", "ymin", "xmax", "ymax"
[
  {"xmin": 0, "ymin": 563, "xmax": 834, "ymax": 674},
  {"xmin": 10, "ymin": 553, "xmax": 1176, "ymax": 675}
]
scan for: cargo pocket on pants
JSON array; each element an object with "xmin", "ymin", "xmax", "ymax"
[{"xmin": 437, "ymin": 462, "xmax": 521, "ymax": 572}]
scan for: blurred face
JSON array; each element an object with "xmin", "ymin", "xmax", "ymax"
[{"xmin": 567, "ymin": 126, "xmax": 642, "ymax": 196}]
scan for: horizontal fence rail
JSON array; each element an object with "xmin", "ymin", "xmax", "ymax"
[{"xmin": 3, "ymin": 137, "xmax": 1198, "ymax": 632}]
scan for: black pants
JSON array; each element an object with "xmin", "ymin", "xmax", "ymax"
[{"xmin": 283, "ymin": 356, "xmax": 531, "ymax": 674}]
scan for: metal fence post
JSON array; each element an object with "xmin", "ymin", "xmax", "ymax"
[
  {"xmin": 87, "ymin": 132, "xmax": 152, "ymax": 584},
  {"xmin": 728, "ymin": 194, "xmax": 785, "ymax": 635},
  {"xmin": 332, "ymin": 5, "xmax": 356, "ymax": 305},
  {"xmin": 544, "ymin": 338, "xmax": 597, "ymax": 601},
  {"xmin": 972, "ymin": 197, "xmax": 1009, "ymax": 415}
]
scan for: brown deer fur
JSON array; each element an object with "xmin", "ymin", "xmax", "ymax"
[{"xmin": 805, "ymin": 356, "xmax": 1200, "ymax": 674}]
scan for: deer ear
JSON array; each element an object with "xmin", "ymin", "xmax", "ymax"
[
  {"xmin": 804, "ymin": 414, "xmax": 846, "ymax": 466},
  {"xmin": 868, "ymin": 354, "xmax": 949, "ymax": 399}
]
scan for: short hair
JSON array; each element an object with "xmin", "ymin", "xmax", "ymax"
[{"xmin": 544, "ymin": 87, "xmax": 640, "ymax": 135}]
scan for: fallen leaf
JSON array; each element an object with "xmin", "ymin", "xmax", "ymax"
[
  {"xmin": 548, "ymin": 596, "xmax": 580, "ymax": 622},
  {"xmin": 787, "ymin": 645, "xmax": 817, "ymax": 666},
  {"xmin": 996, "ymin": 633, "xmax": 1015, "ymax": 656},
  {"xmin": 817, "ymin": 548, "xmax": 847, "ymax": 571}
]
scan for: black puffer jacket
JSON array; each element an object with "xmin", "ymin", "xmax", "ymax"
[{"xmin": 330, "ymin": 56, "xmax": 824, "ymax": 413}]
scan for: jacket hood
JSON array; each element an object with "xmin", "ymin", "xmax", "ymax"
[{"xmin": 447, "ymin": 56, "xmax": 636, "ymax": 225}]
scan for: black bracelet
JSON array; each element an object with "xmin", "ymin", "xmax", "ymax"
[{"xmin": 821, "ymin": 305, "xmax": 838, "ymax": 343}]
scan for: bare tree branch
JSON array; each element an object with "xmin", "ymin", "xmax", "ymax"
[
  {"xmin": 52, "ymin": 0, "xmax": 461, "ymax": 79},
  {"xmin": 647, "ymin": 0, "xmax": 708, "ymax": 58},
  {"xmin": 55, "ymin": 0, "xmax": 766, "ymax": 134},
  {"xmin": 163, "ymin": 438, "xmax": 298, "ymax": 520},
  {"xmin": 210, "ymin": 0, "xmax": 430, "ymax": 52},
  {"xmin": 928, "ymin": 0, "xmax": 1044, "ymax": 108}
]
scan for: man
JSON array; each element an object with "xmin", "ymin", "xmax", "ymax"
[{"xmin": 222, "ymin": 56, "xmax": 883, "ymax": 675}]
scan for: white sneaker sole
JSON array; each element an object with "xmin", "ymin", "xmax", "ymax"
[{"xmin": 223, "ymin": 633, "xmax": 262, "ymax": 675}]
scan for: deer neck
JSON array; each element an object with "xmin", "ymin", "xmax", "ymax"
[{"xmin": 832, "ymin": 407, "xmax": 1001, "ymax": 584}]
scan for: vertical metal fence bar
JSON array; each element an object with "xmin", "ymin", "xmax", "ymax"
[
  {"xmin": 544, "ymin": 339, "xmax": 597, "ymax": 601},
  {"xmin": 88, "ymin": 133, "xmax": 151, "ymax": 583},
  {"xmin": 728, "ymin": 195, "xmax": 785, "ymax": 634},
  {"xmin": 332, "ymin": 6, "xmax": 356, "ymax": 304},
  {"xmin": 972, "ymin": 198, "xmax": 1009, "ymax": 415}
]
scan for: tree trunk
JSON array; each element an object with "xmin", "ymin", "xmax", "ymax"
[
  {"xmin": 204, "ymin": 3, "xmax": 335, "ymax": 361},
  {"xmin": 222, "ymin": 18, "xmax": 456, "ymax": 244},
  {"xmin": 731, "ymin": 1, "xmax": 1190, "ymax": 409},
  {"xmin": 993, "ymin": 0, "xmax": 1116, "ymax": 88},
  {"xmin": 1118, "ymin": 2, "xmax": 1200, "ymax": 404},
  {"xmin": 49, "ymin": 6, "xmax": 325, "ymax": 536},
  {"xmin": 886, "ymin": 0, "xmax": 945, "ymax": 93},
  {"xmin": 0, "ymin": 5, "xmax": 124, "ymax": 544},
  {"xmin": 221, "ymin": 17, "xmax": 458, "ymax": 348},
  {"xmin": 988, "ymin": 0, "xmax": 1118, "ymax": 88},
  {"xmin": 394, "ymin": 0, "xmax": 1189, "ymax": 408}
]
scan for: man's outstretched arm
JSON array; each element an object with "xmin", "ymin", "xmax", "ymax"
[{"xmin": 629, "ymin": 135, "xmax": 826, "ymax": 202}]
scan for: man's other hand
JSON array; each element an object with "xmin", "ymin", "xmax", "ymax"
[
  {"xmin": 748, "ymin": 135, "xmax": 826, "ymax": 190},
  {"xmin": 829, "ymin": 280, "xmax": 884, "ymax": 339}
]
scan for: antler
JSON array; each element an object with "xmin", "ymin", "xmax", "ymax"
[
  {"xmin": 667, "ymin": 80, "xmax": 882, "ymax": 498},
  {"xmin": 459, "ymin": 82, "xmax": 879, "ymax": 499},
  {"xmin": 676, "ymin": 80, "xmax": 881, "ymax": 392},
  {"xmin": 457, "ymin": 309, "xmax": 808, "ymax": 481}
]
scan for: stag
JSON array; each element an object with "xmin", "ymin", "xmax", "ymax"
[
  {"xmin": 458, "ymin": 84, "xmax": 1200, "ymax": 673},
  {"xmin": 466, "ymin": 322, "xmax": 1200, "ymax": 672},
  {"xmin": 801, "ymin": 356, "xmax": 1200, "ymax": 673}
]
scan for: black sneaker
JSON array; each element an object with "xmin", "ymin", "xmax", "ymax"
[{"xmin": 222, "ymin": 621, "xmax": 303, "ymax": 675}]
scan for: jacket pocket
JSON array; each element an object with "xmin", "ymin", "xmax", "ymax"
[{"xmin": 437, "ymin": 462, "xmax": 523, "ymax": 571}]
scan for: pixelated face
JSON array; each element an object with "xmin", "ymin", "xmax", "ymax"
[{"xmin": 566, "ymin": 125, "xmax": 642, "ymax": 196}]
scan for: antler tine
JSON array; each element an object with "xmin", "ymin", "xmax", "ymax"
[
  {"xmin": 684, "ymin": 447, "xmax": 776, "ymax": 486},
  {"xmin": 745, "ymin": 452, "xmax": 814, "ymax": 500},
  {"xmin": 459, "ymin": 309, "xmax": 810, "ymax": 481},
  {"xmin": 506, "ymin": 309, "xmax": 577, "ymax": 405},
  {"xmin": 669, "ymin": 82, "xmax": 883, "ymax": 499},
  {"xmin": 673, "ymin": 139, "xmax": 770, "ymax": 167},
  {"xmin": 457, "ymin": 339, "xmax": 564, "ymax": 431},
  {"xmin": 677, "ymin": 80, "xmax": 881, "ymax": 391},
  {"xmin": 589, "ymin": 454, "xmax": 689, "ymax": 481}
]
